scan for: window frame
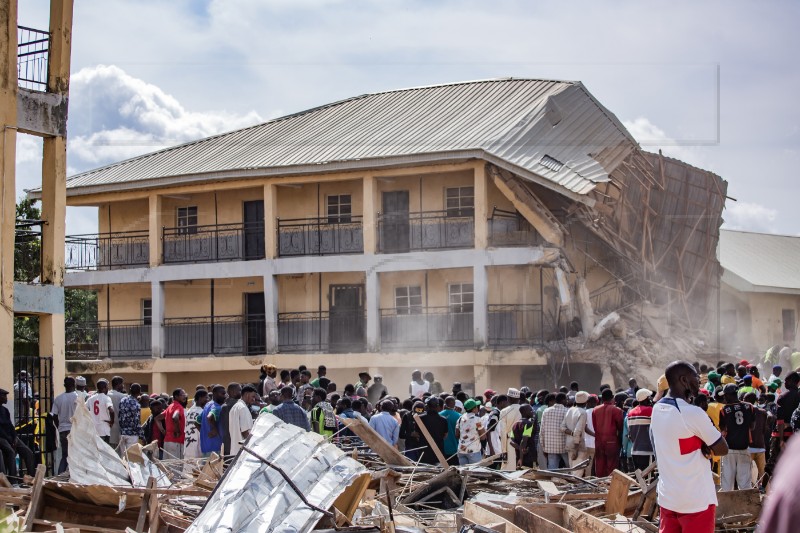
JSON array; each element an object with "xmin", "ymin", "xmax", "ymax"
[
  {"xmin": 326, "ymin": 194, "xmax": 352, "ymax": 224},
  {"xmin": 142, "ymin": 299, "xmax": 152, "ymax": 326},
  {"xmin": 448, "ymin": 282, "xmax": 474, "ymax": 313},
  {"xmin": 445, "ymin": 186, "xmax": 475, "ymax": 218},
  {"xmin": 394, "ymin": 285, "xmax": 423, "ymax": 315},
  {"xmin": 176, "ymin": 206, "xmax": 198, "ymax": 235}
]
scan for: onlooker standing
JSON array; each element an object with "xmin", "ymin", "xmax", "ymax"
[
  {"xmin": 592, "ymin": 388, "xmax": 623, "ymax": 476},
  {"xmin": 584, "ymin": 394, "xmax": 598, "ymax": 475},
  {"xmin": 627, "ymin": 389, "xmax": 654, "ymax": 471},
  {"xmin": 13, "ymin": 371, "xmax": 33, "ymax": 422},
  {"xmin": 163, "ymin": 388, "xmax": 188, "ymax": 460},
  {"xmin": 418, "ymin": 398, "xmax": 448, "ymax": 465},
  {"xmin": 108, "ymin": 376, "xmax": 126, "ymax": 450},
  {"xmin": 261, "ymin": 365, "xmax": 278, "ymax": 397},
  {"xmin": 367, "ymin": 375, "xmax": 388, "ymax": 406},
  {"xmin": 141, "ymin": 398, "xmax": 166, "ymax": 455},
  {"xmin": 439, "ymin": 396, "xmax": 462, "ymax": 465},
  {"xmin": 200, "ymin": 385, "xmax": 226, "ymax": 457},
  {"xmin": 0, "ymin": 388, "xmax": 35, "ymax": 481},
  {"xmin": 228, "ymin": 385, "xmax": 257, "ymax": 455},
  {"xmin": 369, "ymin": 400, "xmax": 400, "ymax": 447},
  {"xmin": 310, "ymin": 388, "xmax": 336, "ymax": 438},
  {"xmin": 50, "ymin": 377, "xmax": 78, "ymax": 474},
  {"xmin": 484, "ymin": 394, "xmax": 507, "ymax": 461},
  {"xmin": 562, "ymin": 391, "xmax": 589, "ymax": 473},
  {"xmin": 117, "ymin": 383, "xmax": 143, "ymax": 456},
  {"xmin": 219, "ymin": 382, "xmax": 242, "ymax": 456},
  {"xmin": 742, "ymin": 392, "xmax": 769, "ymax": 486},
  {"xmin": 400, "ymin": 401, "xmax": 425, "ymax": 461},
  {"xmin": 719, "ymin": 384, "xmax": 755, "ymax": 491},
  {"xmin": 455, "ymin": 399, "xmax": 484, "ymax": 465},
  {"xmin": 310, "ymin": 365, "xmax": 327, "ymax": 388},
  {"xmin": 541, "ymin": 392, "xmax": 569, "ymax": 469},
  {"xmin": 409, "ymin": 370, "xmax": 430, "ymax": 398},
  {"xmin": 651, "ymin": 361, "xmax": 727, "ymax": 533},
  {"xmin": 425, "ymin": 372, "xmax": 443, "ymax": 396},
  {"xmin": 510, "ymin": 403, "xmax": 538, "ymax": 468},
  {"xmin": 74, "ymin": 376, "xmax": 89, "ymax": 403},
  {"xmin": 185, "ymin": 389, "xmax": 209, "ymax": 462},
  {"xmin": 499, "ymin": 388, "xmax": 522, "ymax": 470},
  {"xmin": 86, "ymin": 379, "xmax": 115, "ymax": 443},
  {"xmin": 273, "ymin": 386, "xmax": 310, "ymax": 431}
]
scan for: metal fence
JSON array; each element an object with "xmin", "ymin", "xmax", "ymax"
[
  {"xmin": 163, "ymin": 315, "xmax": 265, "ymax": 357},
  {"xmin": 18, "ymin": 26, "xmax": 49, "ymax": 91},
  {"xmin": 487, "ymin": 304, "xmax": 544, "ymax": 347},
  {"xmin": 488, "ymin": 209, "xmax": 543, "ymax": 247},
  {"xmin": 12, "ymin": 355, "xmax": 55, "ymax": 477},
  {"xmin": 380, "ymin": 306, "xmax": 473, "ymax": 350},
  {"xmin": 65, "ymin": 231, "xmax": 150, "ymax": 270},
  {"xmin": 163, "ymin": 223, "xmax": 253, "ymax": 263},
  {"xmin": 377, "ymin": 210, "xmax": 474, "ymax": 253},
  {"xmin": 65, "ymin": 320, "xmax": 151, "ymax": 359},
  {"xmin": 277, "ymin": 216, "xmax": 364, "ymax": 257},
  {"xmin": 278, "ymin": 311, "xmax": 366, "ymax": 353}
]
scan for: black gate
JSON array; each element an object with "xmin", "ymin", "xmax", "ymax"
[{"xmin": 12, "ymin": 355, "xmax": 55, "ymax": 477}]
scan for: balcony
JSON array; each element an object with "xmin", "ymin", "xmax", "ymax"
[
  {"xmin": 377, "ymin": 210, "xmax": 474, "ymax": 253},
  {"xmin": 277, "ymin": 216, "xmax": 363, "ymax": 257},
  {"xmin": 380, "ymin": 306, "xmax": 473, "ymax": 350},
  {"xmin": 488, "ymin": 304, "xmax": 544, "ymax": 347},
  {"xmin": 488, "ymin": 209, "xmax": 543, "ymax": 247},
  {"xmin": 163, "ymin": 315, "xmax": 266, "ymax": 357},
  {"xmin": 163, "ymin": 222, "xmax": 264, "ymax": 264},
  {"xmin": 278, "ymin": 310, "xmax": 366, "ymax": 353},
  {"xmin": 65, "ymin": 320, "xmax": 151, "ymax": 359},
  {"xmin": 18, "ymin": 26, "xmax": 49, "ymax": 91},
  {"xmin": 65, "ymin": 231, "xmax": 149, "ymax": 271}
]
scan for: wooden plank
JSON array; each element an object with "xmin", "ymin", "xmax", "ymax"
[
  {"xmin": 536, "ymin": 480, "xmax": 563, "ymax": 497},
  {"xmin": 413, "ymin": 414, "xmax": 449, "ymax": 468},
  {"xmin": 22, "ymin": 464, "xmax": 45, "ymax": 532},
  {"xmin": 464, "ymin": 501, "xmax": 524, "ymax": 533},
  {"xmin": 32, "ymin": 518, "xmax": 127, "ymax": 533},
  {"xmin": 135, "ymin": 476, "xmax": 156, "ymax": 533},
  {"xmin": 514, "ymin": 506, "xmax": 570, "ymax": 533},
  {"xmin": 340, "ymin": 418, "xmax": 413, "ymax": 466},
  {"xmin": 715, "ymin": 489, "xmax": 760, "ymax": 524},
  {"xmin": 333, "ymin": 473, "xmax": 371, "ymax": 521},
  {"xmin": 605, "ymin": 470, "xmax": 635, "ymax": 516},
  {"xmin": 0, "ymin": 473, "xmax": 12, "ymax": 488}
]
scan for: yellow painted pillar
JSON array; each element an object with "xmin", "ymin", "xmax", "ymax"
[
  {"xmin": 151, "ymin": 372, "xmax": 167, "ymax": 395},
  {"xmin": 148, "ymin": 193, "xmax": 162, "ymax": 266},
  {"xmin": 362, "ymin": 175, "xmax": 377, "ymax": 254},
  {"xmin": 41, "ymin": 137, "xmax": 67, "ymax": 284},
  {"xmin": 0, "ymin": 0, "xmax": 19, "ymax": 400},
  {"xmin": 474, "ymin": 162, "xmax": 488, "ymax": 249},
  {"xmin": 264, "ymin": 183, "xmax": 278, "ymax": 259},
  {"xmin": 39, "ymin": 314, "xmax": 65, "ymax": 390}
]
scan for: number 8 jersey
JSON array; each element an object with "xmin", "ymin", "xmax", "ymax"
[{"xmin": 720, "ymin": 401, "xmax": 754, "ymax": 451}]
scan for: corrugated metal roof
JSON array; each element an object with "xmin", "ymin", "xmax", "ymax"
[
  {"xmin": 720, "ymin": 229, "xmax": 800, "ymax": 292},
  {"xmin": 59, "ymin": 78, "xmax": 638, "ymax": 198}
]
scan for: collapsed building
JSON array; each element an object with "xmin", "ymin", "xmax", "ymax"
[{"xmin": 31, "ymin": 78, "xmax": 727, "ymax": 394}]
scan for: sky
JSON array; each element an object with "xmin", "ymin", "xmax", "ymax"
[{"xmin": 16, "ymin": 0, "xmax": 800, "ymax": 236}]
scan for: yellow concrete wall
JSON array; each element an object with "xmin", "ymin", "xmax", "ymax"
[
  {"xmin": 99, "ymin": 199, "xmax": 149, "ymax": 234},
  {"xmin": 487, "ymin": 266, "xmax": 543, "ymax": 305},
  {"xmin": 379, "ymin": 268, "xmax": 472, "ymax": 309},
  {"xmin": 486, "ymin": 178, "xmax": 517, "ymax": 215},
  {"xmin": 275, "ymin": 180, "xmax": 363, "ymax": 220},
  {"xmin": 376, "ymin": 170, "xmax": 474, "ymax": 213},
  {"xmin": 160, "ymin": 193, "xmax": 216, "ymax": 228},
  {"xmin": 98, "ymin": 283, "xmax": 150, "ymax": 321},
  {"xmin": 278, "ymin": 272, "xmax": 367, "ymax": 313},
  {"xmin": 213, "ymin": 187, "xmax": 263, "ymax": 224},
  {"xmin": 741, "ymin": 292, "xmax": 800, "ymax": 352}
]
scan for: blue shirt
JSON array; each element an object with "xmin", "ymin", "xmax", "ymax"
[
  {"xmin": 118, "ymin": 395, "xmax": 142, "ymax": 437},
  {"xmin": 273, "ymin": 401, "xmax": 310, "ymax": 431},
  {"xmin": 368, "ymin": 412, "xmax": 400, "ymax": 446},
  {"xmin": 440, "ymin": 408, "xmax": 462, "ymax": 456},
  {"xmin": 200, "ymin": 400, "xmax": 223, "ymax": 454}
]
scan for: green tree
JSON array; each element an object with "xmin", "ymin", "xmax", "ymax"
[{"xmin": 14, "ymin": 197, "xmax": 41, "ymax": 282}]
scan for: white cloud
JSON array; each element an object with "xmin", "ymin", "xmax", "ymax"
[
  {"xmin": 723, "ymin": 202, "xmax": 778, "ymax": 234},
  {"xmin": 16, "ymin": 135, "xmax": 42, "ymax": 164}
]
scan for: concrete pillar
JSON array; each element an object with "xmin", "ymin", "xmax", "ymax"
[
  {"xmin": 366, "ymin": 269, "xmax": 380, "ymax": 351},
  {"xmin": 474, "ymin": 163, "xmax": 488, "ymax": 249},
  {"xmin": 264, "ymin": 273, "xmax": 279, "ymax": 353},
  {"xmin": 362, "ymin": 175, "xmax": 378, "ymax": 254},
  {"xmin": 474, "ymin": 363, "xmax": 491, "ymax": 398},
  {"xmin": 151, "ymin": 281, "xmax": 165, "ymax": 358},
  {"xmin": 39, "ymin": 313, "xmax": 66, "ymax": 393},
  {"xmin": 0, "ymin": 0, "xmax": 19, "ymax": 399},
  {"xmin": 151, "ymin": 372, "xmax": 167, "ymax": 395},
  {"xmin": 264, "ymin": 183, "xmax": 278, "ymax": 259},
  {"xmin": 148, "ymin": 193, "xmax": 162, "ymax": 267},
  {"xmin": 473, "ymin": 265, "xmax": 488, "ymax": 348},
  {"xmin": 41, "ymin": 137, "xmax": 67, "ymax": 285},
  {"xmin": 47, "ymin": 0, "xmax": 75, "ymax": 95}
]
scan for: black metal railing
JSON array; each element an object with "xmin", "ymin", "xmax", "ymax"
[
  {"xmin": 278, "ymin": 310, "xmax": 366, "ymax": 353},
  {"xmin": 487, "ymin": 304, "xmax": 544, "ymax": 347},
  {"xmin": 65, "ymin": 320, "xmax": 151, "ymax": 359},
  {"xmin": 65, "ymin": 230, "xmax": 150, "ymax": 270},
  {"xmin": 163, "ymin": 223, "xmax": 265, "ymax": 263},
  {"xmin": 488, "ymin": 209, "xmax": 543, "ymax": 247},
  {"xmin": 163, "ymin": 314, "xmax": 266, "ymax": 357},
  {"xmin": 277, "ymin": 216, "xmax": 363, "ymax": 257},
  {"xmin": 377, "ymin": 210, "xmax": 474, "ymax": 253},
  {"xmin": 380, "ymin": 306, "xmax": 473, "ymax": 350},
  {"xmin": 13, "ymin": 355, "xmax": 55, "ymax": 476},
  {"xmin": 18, "ymin": 26, "xmax": 49, "ymax": 91}
]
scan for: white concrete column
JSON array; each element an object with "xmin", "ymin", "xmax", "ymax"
[
  {"xmin": 264, "ymin": 274, "xmax": 279, "ymax": 353},
  {"xmin": 151, "ymin": 281, "xmax": 165, "ymax": 358},
  {"xmin": 473, "ymin": 265, "xmax": 488, "ymax": 348},
  {"xmin": 366, "ymin": 269, "xmax": 380, "ymax": 351}
]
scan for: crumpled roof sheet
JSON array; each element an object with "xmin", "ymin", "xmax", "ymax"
[
  {"xmin": 187, "ymin": 413, "xmax": 367, "ymax": 533},
  {"xmin": 60, "ymin": 78, "xmax": 636, "ymax": 197}
]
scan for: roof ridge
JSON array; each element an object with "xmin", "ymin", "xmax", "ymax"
[{"xmin": 721, "ymin": 228, "xmax": 800, "ymax": 239}]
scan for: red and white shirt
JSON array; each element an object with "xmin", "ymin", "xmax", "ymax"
[{"xmin": 651, "ymin": 397, "xmax": 721, "ymax": 514}]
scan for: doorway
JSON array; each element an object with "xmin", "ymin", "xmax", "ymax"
[
  {"xmin": 328, "ymin": 284, "xmax": 365, "ymax": 352},
  {"xmin": 243, "ymin": 200, "xmax": 265, "ymax": 260},
  {"xmin": 244, "ymin": 292, "xmax": 266, "ymax": 354},
  {"xmin": 381, "ymin": 191, "xmax": 410, "ymax": 253}
]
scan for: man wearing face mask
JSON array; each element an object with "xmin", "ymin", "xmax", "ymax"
[
  {"xmin": 651, "ymin": 361, "xmax": 728, "ymax": 533},
  {"xmin": 400, "ymin": 401, "xmax": 426, "ymax": 461}
]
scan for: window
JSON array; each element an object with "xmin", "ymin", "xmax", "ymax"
[
  {"xmin": 395, "ymin": 286, "xmax": 422, "ymax": 315},
  {"xmin": 142, "ymin": 299, "xmax": 152, "ymax": 326},
  {"xmin": 177, "ymin": 206, "xmax": 198, "ymax": 234},
  {"xmin": 448, "ymin": 283, "xmax": 474, "ymax": 313},
  {"xmin": 782, "ymin": 309, "xmax": 796, "ymax": 342},
  {"xmin": 445, "ymin": 187, "xmax": 474, "ymax": 217},
  {"xmin": 327, "ymin": 194, "xmax": 352, "ymax": 223}
]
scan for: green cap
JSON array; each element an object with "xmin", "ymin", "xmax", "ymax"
[{"xmin": 463, "ymin": 399, "xmax": 479, "ymax": 411}]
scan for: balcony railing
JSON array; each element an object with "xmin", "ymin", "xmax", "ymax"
[
  {"xmin": 488, "ymin": 209, "xmax": 543, "ymax": 247},
  {"xmin": 65, "ymin": 320, "xmax": 151, "ymax": 359},
  {"xmin": 278, "ymin": 310, "xmax": 366, "ymax": 353},
  {"xmin": 380, "ymin": 306, "xmax": 473, "ymax": 350},
  {"xmin": 65, "ymin": 231, "xmax": 150, "ymax": 271},
  {"xmin": 487, "ymin": 304, "xmax": 544, "ymax": 347},
  {"xmin": 18, "ymin": 26, "xmax": 49, "ymax": 91},
  {"xmin": 163, "ymin": 314, "xmax": 265, "ymax": 357},
  {"xmin": 377, "ymin": 210, "xmax": 474, "ymax": 253},
  {"xmin": 277, "ymin": 216, "xmax": 364, "ymax": 257},
  {"xmin": 163, "ymin": 223, "xmax": 265, "ymax": 264}
]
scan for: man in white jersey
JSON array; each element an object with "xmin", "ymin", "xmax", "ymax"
[{"xmin": 86, "ymin": 379, "xmax": 115, "ymax": 443}]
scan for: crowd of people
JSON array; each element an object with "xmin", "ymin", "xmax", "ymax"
[{"xmin": 12, "ymin": 354, "xmax": 797, "ymax": 531}]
